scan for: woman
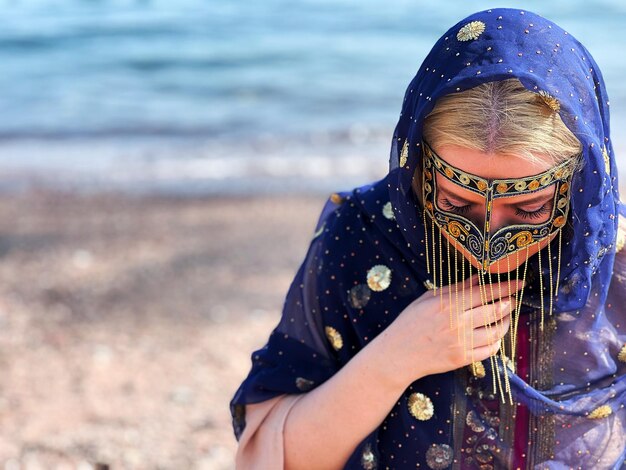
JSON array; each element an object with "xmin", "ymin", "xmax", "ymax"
[{"xmin": 230, "ymin": 8, "xmax": 626, "ymax": 469}]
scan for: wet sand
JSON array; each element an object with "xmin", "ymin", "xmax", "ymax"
[{"xmin": 0, "ymin": 189, "xmax": 326, "ymax": 469}]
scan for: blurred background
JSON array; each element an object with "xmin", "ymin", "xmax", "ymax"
[{"xmin": 0, "ymin": 0, "xmax": 624, "ymax": 468}]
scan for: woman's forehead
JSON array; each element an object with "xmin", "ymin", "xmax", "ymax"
[{"xmin": 433, "ymin": 144, "xmax": 554, "ymax": 180}]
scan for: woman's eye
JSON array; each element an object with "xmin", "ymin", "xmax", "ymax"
[
  {"xmin": 440, "ymin": 198, "xmax": 471, "ymax": 215},
  {"xmin": 515, "ymin": 203, "xmax": 552, "ymax": 220}
]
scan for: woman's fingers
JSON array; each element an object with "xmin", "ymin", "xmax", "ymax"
[
  {"xmin": 465, "ymin": 278, "xmax": 525, "ymax": 308},
  {"xmin": 462, "ymin": 298, "xmax": 513, "ymax": 328},
  {"xmin": 469, "ymin": 340, "xmax": 503, "ymax": 363},
  {"xmin": 435, "ymin": 273, "xmax": 479, "ymax": 294},
  {"xmin": 468, "ymin": 313, "xmax": 511, "ymax": 348},
  {"xmin": 432, "ymin": 273, "xmax": 525, "ymax": 309}
]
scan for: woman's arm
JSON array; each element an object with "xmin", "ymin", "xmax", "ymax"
[
  {"xmin": 283, "ymin": 326, "xmax": 411, "ymax": 470},
  {"xmin": 284, "ymin": 277, "xmax": 519, "ymax": 470},
  {"xmin": 235, "ymin": 394, "xmax": 306, "ymax": 469}
]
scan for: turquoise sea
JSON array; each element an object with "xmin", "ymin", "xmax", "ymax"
[{"xmin": 1, "ymin": 0, "xmax": 625, "ymax": 194}]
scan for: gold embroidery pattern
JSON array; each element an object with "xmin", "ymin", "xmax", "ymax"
[
  {"xmin": 407, "ymin": 392, "xmax": 435, "ymax": 421},
  {"xmin": 422, "ymin": 139, "xmax": 573, "ymax": 268},
  {"xmin": 603, "ymin": 145, "xmax": 611, "ymax": 176},
  {"xmin": 366, "ymin": 265, "xmax": 392, "ymax": 292},
  {"xmin": 457, "ymin": 21, "xmax": 486, "ymax": 42},
  {"xmin": 330, "ymin": 192, "xmax": 344, "ymax": 204},
  {"xmin": 588, "ymin": 405, "xmax": 612, "ymax": 419},
  {"xmin": 361, "ymin": 443, "xmax": 377, "ymax": 470},
  {"xmin": 295, "ymin": 377, "xmax": 315, "ymax": 391},
  {"xmin": 618, "ymin": 344, "xmax": 626, "ymax": 363},
  {"xmin": 400, "ymin": 139, "xmax": 409, "ymax": 167},
  {"xmin": 469, "ymin": 361, "xmax": 486, "ymax": 378},
  {"xmin": 425, "ymin": 443, "xmax": 453, "ymax": 469},
  {"xmin": 423, "ymin": 140, "xmax": 572, "ymax": 197},
  {"xmin": 382, "ymin": 201, "xmax": 395, "ymax": 220},
  {"xmin": 324, "ymin": 326, "xmax": 343, "ymax": 350},
  {"xmin": 349, "ymin": 284, "xmax": 372, "ymax": 309},
  {"xmin": 527, "ymin": 312, "xmax": 557, "ymax": 466},
  {"xmin": 537, "ymin": 90, "xmax": 561, "ymax": 113}
]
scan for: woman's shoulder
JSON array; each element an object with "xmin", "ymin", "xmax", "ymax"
[{"xmin": 312, "ymin": 175, "xmax": 397, "ymax": 243}]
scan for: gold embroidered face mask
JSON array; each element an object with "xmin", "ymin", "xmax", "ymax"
[
  {"xmin": 418, "ymin": 139, "xmax": 577, "ymax": 404},
  {"xmin": 421, "ymin": 140, "xmax": 574, "ymax": 271}
]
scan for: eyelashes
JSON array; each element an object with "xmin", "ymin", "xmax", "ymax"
[
  {"xmin": 439, "ymin": 198, "xmax": 552, "ymax": 220},
  {"xmin": 514, "ymin": 204, "xmax": 552, "ymax": 220},
  {"xmin": 439, "ymin": 198, "xmax": 471, "ymax": 215}
]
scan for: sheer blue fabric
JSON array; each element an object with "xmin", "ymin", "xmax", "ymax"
[{"xmin": 231, "ymin": 8, "xmax": 626, "ymax": 469}]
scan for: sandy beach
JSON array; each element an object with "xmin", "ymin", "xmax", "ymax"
[{"xmin": 0, "ymin": 188, "xmax": 326, "ymax": 469}]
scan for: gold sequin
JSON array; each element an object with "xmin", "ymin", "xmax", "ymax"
[
  {"xmin": 382, "ymin": 201, "xmax": 395, "ymax": 220},
  {"xmin": 361, "ymin": 443, "xmax": 376, "ymax": 470},
  {"xmin": 618, "ymin": 344, "xmax": 626, "ymax": 363},
  {"xmin": 588, "ymin": 405, "xmax": 612, "ymax": 419},
  {"xmin": 295, "ymin": 377, "xmax": 315, "ymax": 391},
  {"xmin": 424, "ymin": 279, "xmax": 435, "ymax": 290},
  {"xmin": 400, "ymin": 139, "xmax": 409, "ymax": 167},
  {"xmin": 312, "ymin": 221, "xmax": 326, "ymax": 239},
  {"xmin": 457, "ymin": 20, "xmax": 486, "ymax": 42},
  {"xmin": 553, "ymin": 216, "xmax": 566, "ymax": 228},
  {"xmin": 496, "ymin": 182, "xmax": 508, "ymax": 193},
  {"xmin": 425, "ymin": 443, "xmax": 453, "ymax": 469},
  {"xmin": 466, "ymin": 410, "xmax": 485, "ymax": 432},
  {"xmin": 349, "ymin": 284, "xmax": 372, "ymax": 309},
  {"xmin": 407, "ymin": 392, "xmax": 434, "ymax": 421},
  {"xmin": 527, "ymin": 180, "xmax": 540, "ymax": 191},
  {"xmin": 476, "ymin": 180, "xmax": 488, "ymax": 191},
  {"xmin": 330, "ymin": 193, "xmax": 344, "ymax": 204},
  {"xmin": 325, "ymin": 326, "xmax": 343, "ymax": 350},
  {"xmin": 367, "ymin": 265, "xmax": 392, "ymax": 292},
  {"xmin": 603, "ymin": 145, "xmax": 611, "ymax": 175},
  {"xmin": 469, "ymin": 361, "xmax": 486, "ymax": 378},
  {"xmin": 537, "ymin": 90, "xmax": 561, "ymax": 113}
]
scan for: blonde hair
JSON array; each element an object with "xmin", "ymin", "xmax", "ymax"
[{"xmin": 422, "ymin": 79, "xmax": 582, "ymax": 169}]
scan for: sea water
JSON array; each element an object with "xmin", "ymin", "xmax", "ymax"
[{"xmin": 1, "ymin": 0, "xmax": 624, "ymax": 194}]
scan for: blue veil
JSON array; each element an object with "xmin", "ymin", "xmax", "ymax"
[{"xmin": 231, "ymin": 8, "xmax": 626, "ymax": 468}]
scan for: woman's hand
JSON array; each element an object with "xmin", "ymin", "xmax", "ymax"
[{"xmin": 372, "ymin": 274, "xmax": 524, "ymax": 390}]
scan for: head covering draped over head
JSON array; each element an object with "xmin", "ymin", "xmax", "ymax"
[{"xmin": 231, "ymin": 8, "xmax": 626, "ymax": 469}]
